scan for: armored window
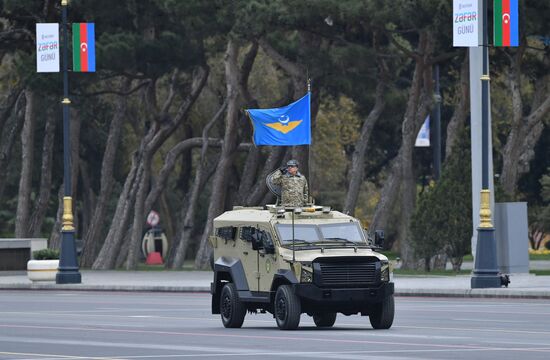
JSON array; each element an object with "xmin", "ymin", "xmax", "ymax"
[
  {"xmin": 240, "ymin": 227, "xmax": 256, "ymax": 242},
  {"xmin": 260, "ymin": 231, "xmax": 274, "ymax": 248},
  {"xmin": 216, "ymin": 226, "xmax": 236, "ymax": 241}
]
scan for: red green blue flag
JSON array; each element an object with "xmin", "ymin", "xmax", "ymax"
[
  {"xmin": 72, "ymin": 23, "xmax": 95, "ymax": 72},
  {"xmin": 494, "ymin": 0, "xmax": 519, "ymax": 47}
]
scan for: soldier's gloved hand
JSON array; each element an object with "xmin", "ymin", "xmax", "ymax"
[{"xmin": 279, "ymin": 166, "xmax": 287, "ymax": 174}]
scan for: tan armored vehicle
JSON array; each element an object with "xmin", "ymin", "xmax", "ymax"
[{"xmin": 209, "ymin": 204, "xmax": 394, "ymax": 330}]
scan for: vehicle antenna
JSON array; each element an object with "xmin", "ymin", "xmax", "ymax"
[{"xmin": 292, "ymin": 209, "xmax": 296, "ymax": 263}]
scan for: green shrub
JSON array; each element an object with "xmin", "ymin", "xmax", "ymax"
[{"xmin": 33, "ymin": 248, "xmax": 60, "ymax": 260}]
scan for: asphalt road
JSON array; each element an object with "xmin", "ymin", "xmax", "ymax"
[{"xmin": 0, "ymin": 291, "xmax": 549, "ymax": 360}]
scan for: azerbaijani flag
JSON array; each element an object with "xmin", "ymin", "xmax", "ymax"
[
  {"xmin": 494, "ymin": 0, "xmax": 519, "ymax": 47},
  {"xmin": 72, "ymin": 23, "xmax": 95, "ymax": 72}
]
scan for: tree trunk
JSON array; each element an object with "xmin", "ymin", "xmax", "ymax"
[
  {"xmin": 343, "ymin": 79, "xmax": 386, "ymax": 215},
  {"xmin": 195, "ymin": 39, "xmax": 242, "ymax": 269},
  {"xmin": 93, "ymin": 66, "xmax": 208, "ymax": 269},
  {"xmin": 80, "ymin": 79, "xmax": 130, "ymax": 267},
  {"xmin": 15, "ymin": 90, "xmax": 36, "ymax": 238},
  {"xmin": 49, "ymin": 185, "xmax": 63, "ymax": 249},
  {"xmin": 0, "ymin": 87, "xmax": 22, "ymax": 140},
  {"xmin": 169, "ymin": 103, "xmax": 227, "ymax": 269},
  {"xmin": 500, "ymin": 52, "xmax": 550, "ymax": 196},
  {"xmin": 29, "ymin": 110, "xmax": 56, "ymax": 237},
  {"xmin": 370, "ymin": 31, "xmax": 434, "ymax": 268},
  {"xmin": 0, "ymin": 92, "xmax": 25, "ymax": 200},
  {"xmin": 127, "ymin": 156, "xmax": 151, "ymax": 269},
  {"xmin": 445, "ymin": 51, "xmax": 469, "ymax": 158},
  {"xmin": 92, "ymin": 159, "xmax": 141, "ymax": 269},
  {"xmin": 78, "ymin": 161, "xmax": 96, "ymax": 247}
]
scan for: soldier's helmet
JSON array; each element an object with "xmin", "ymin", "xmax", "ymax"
[{"xmin": 286, "ymin": 159, "xmax": 299, "ymax": 167}]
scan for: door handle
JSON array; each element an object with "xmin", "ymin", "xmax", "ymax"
[{"xmin": 243, "ymin": 251, "xmax": 248, "ymax": 255}]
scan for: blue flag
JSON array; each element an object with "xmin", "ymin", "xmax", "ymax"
[{"xmin": 246, "ymin": 93, "xmax": 311, "ymax": 146}]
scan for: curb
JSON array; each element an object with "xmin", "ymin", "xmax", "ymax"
[
  {"xmin": 0, "ymin": 284, "xmax": 210, "ymax": 293},
  {"xmin": 1, "ymin": 284, "xmax": 549, "ymax": 299},
  {"xmin": 395, "ymin": 289, "xmax": 550, "ymax": 299}
]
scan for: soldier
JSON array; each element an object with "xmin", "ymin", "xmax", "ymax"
[{"xmin": 272, "ymin": 159, "xmax": 309, "ymax": 207}]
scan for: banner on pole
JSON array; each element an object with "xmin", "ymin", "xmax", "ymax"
[
  {"xmin": 36, "ymin": 23, "xmax": 60, "ymax": 72},
  {"xmin": 73, "ymin": 23, "xmax": 96, "ymax": 72},
  {"xmin": 494, "ymin": 0, "xmax": 519, "ymax": 47},
  {"xmin": 415, "ymin": 115, "xmax": 430, "ymax": 147},
  {"xmin": 453, "ymin": 0, "xmax": 479, "ymax": 47}
]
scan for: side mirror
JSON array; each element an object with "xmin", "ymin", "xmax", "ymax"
[{"xmin": 374, "ymin": 230, "xmax": 385, "ymax": 248}]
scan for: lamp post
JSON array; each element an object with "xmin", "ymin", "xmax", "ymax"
[
  {"xmin": 56, "ymin": 0, "xmax": 81, "ymax": 284},
  {"xmin": 470, "ymin": 0, "xmax": 502, "ymax": 288}
]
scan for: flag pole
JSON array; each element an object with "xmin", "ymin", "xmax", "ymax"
[{"xmin": 307, "ymin": 78, "xmax": 312, "ymax": 204}]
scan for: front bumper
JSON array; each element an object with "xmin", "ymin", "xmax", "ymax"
[{"xmin": 294, "ymin": 282, "xmax": 394, "ymax": 309}]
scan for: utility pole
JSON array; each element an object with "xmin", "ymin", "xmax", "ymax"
[{"xmin": 56, "ymin": 0, "xmax": 81, "ymax": 284}]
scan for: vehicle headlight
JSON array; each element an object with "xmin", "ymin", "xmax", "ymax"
[
  {"xmin": 380, "ymin": 260, "xmax": 390, "ymax": 282},
  {"xmin": 300, "ymin": 268, "xmax": 313, "ymax": 283}
]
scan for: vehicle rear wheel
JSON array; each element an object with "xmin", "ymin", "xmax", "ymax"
[
  {"xmin": 275, "ymin": 285, "xmax": 301, "ymax": 330},
  {"xmin": 220, "ymin": 283, "xmax": 246, "ymax": 328},
  {"xmin": 369, "ymin": 294, "xmax": 394, "ymax": 329},
  {"xmin": 313, "ymin": 312, "xmax": 337, "ymax": 327}
]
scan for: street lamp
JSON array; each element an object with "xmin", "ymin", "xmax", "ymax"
[
  {"xmin": 56, "ymin": 0, "xmax": 81, "ymax": 284},
  {"xmin": 470, "ymin": 0, "xmax": 505, "ymax": 288}
]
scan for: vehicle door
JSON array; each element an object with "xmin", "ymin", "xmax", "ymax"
[{"xmin": 256, "ymin": 226, "xmax": 277, "ymax": 292}]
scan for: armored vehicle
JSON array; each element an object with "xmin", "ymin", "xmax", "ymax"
[{"xmin": 209, "ymin": 204, "xmax": 394, "ymax": 330}]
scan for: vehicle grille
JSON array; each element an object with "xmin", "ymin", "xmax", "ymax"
[{"xmin": 317, "ymin": 260, "xmax": 378, "ymax": 287}]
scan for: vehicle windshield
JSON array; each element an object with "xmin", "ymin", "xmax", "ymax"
[{"xmin": 275, "ymin": 222, "xmax": 366, "ymax": 245}]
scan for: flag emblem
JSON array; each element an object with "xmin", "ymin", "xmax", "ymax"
[
  {"xmin": 265, "ymin": 117, "xmax": 303, "ymax": 134},
  {"xmin": 72, "ymin": 23, "xmax": 96, "ymax": 72},
  {"xmin": 246, "ymin": 93, "xmax": 311, "ymax": 146}
]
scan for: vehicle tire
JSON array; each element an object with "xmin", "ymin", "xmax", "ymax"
[
  {"xmin": 369, "ymin": 294, "xmax": 394, "ymax": 329},
  {"xmin": 313, "ymin": 312, "xmax": 337, "ymax": 327},
  {"xmin": 220, "ymin": 283, "xmax": 246, "ymax": 328},
  {"xmin": 275, "ymin": 285, "xmax": 301, "ymax": 330}
]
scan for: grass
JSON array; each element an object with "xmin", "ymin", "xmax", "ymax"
[
  {"xmin": 530, "ymin": 270, "xmax": 550, "ymax": 276},
  {"xmin": 529, "ymin": 253, "xmax": 550, "ymax": 260}
]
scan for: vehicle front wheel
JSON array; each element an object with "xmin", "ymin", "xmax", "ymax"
[
  {"xmin": 313, "ymin": 312, "xmax": 337, "ymax": 327},
  {"xmin": 369, "ymin": 294, "xmax": 394, "ymax": 329},
  {"xmin": 220, "ymin": 283, "xmax": 246, "ymax": 328},
  {"xmin": 275, "ymin": 285, "xmax": 301, "ymax": 330}
]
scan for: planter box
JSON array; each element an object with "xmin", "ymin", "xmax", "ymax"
[{"xmin": 27, "ymin": 260, "xmax": 59, "ymax": 282}]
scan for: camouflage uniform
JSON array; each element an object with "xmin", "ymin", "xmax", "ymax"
[{"xmin": 272, "ymin": 170, "xmax": 309, "ymax": 207}]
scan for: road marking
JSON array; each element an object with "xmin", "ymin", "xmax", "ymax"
[
  {"xmin": 451, "ymin": 318, "xmax": 531, "ymax": 323},
  {"xmin": 0, "ymin": 351, "xmax": 120, "ymax": 359},
  {"xmin": 396, "ymin": 324, "xmax": 550, "ymax": 336},
  {"xmin": 4, "ymin": 346, "xmax": 550, "ymax": 360},
  {"xmin": 0, "ymin": 324, "xmax": 543, "ymax": 352}
]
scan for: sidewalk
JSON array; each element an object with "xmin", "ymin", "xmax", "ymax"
[{"xmin": 1, "ymin": 270, "xmax": 549, "ymax": 299}]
